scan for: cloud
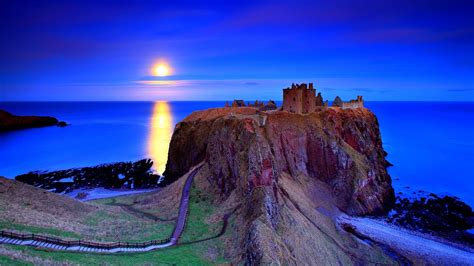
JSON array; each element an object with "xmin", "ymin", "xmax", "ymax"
[
  {"xmin": 244, "ymin": 81, "xmax": 259, "ymax": 85},
  {"xmin": 138, "ymin": 75, "xmax": 186, "ymax": 81}
]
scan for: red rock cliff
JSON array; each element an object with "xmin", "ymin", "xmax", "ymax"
[
  {"xmin": 164, "ymin": 106, "xmax": 397, "ymax": 264},
  {"xmin": 164, "ymin": 107, "xmax": 394, "ymax": 216}
]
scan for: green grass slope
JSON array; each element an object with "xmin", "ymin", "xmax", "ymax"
[{"xmin": 0, "ymin": 171, "xmax": 231, "ymax": 265}]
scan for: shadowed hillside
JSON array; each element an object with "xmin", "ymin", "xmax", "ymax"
[
  {"xmin": 0, "ymin": 177, "xmax": 175, "ymax": 242},
  {"xmin": 0, "ymin": 174, "xmax": 231, "ymax": 264}
]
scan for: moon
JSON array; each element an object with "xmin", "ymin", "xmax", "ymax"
[{"xmin": 153, "ymin": 63, "xmax": 171, "ymax": 77}]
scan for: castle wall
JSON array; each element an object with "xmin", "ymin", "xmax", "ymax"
[
  {"xmin": 341, "ymin": 102, "xmax": 361, "ymax": 109},
  {"xmin": 315, "ymin": 93, "xmax": 324, "ymax": 106},
  {"xmin": 283, "ymin": 83, "xmax": 363, "ymax": 113},
  {"xmin": 283, "ymin": 88, "xmax": 303, "ymax": 113},
  {"xmin": 282, "ymin": 83, "xmax": 317, "ymax": 113},
  {"xmin": 339, "ymin": 96, "xmax": 364, "ymax": 109},
  {"xmin": 231, "ymin": 100, "xmax": 245, "ymax": 107},
  {"xmin": 302, "ymin": 88, "xmax": 316, "ymax": 113}
]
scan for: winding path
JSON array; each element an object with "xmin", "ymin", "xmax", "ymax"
[
  {"xmin": 0, "ymin": 164, "xmax": 204, "ymax": 253},
  {"xmin": 180, "ymin": 205, "xmax": 239, "ymax": 246}
]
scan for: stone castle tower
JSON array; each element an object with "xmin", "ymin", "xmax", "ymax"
[{"xmin": 282, "ymin": 83, "xmax": 323, "ymax": 113}]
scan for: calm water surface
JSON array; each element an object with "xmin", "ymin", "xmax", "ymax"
[{"xmin": 0, "ymin": 101, "xmax": 473, "ymax": 206}]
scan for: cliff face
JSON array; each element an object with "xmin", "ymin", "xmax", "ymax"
[
  {"xmin": 164, "ymin": 107, "xmax": 395, "ymax": 264},
  {"xmin": 165, "ymin": 107, "xmax": 393, "ymax": 215}
]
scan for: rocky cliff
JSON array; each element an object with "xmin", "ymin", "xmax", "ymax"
[
  {"xmin": 0, "ymin": 109, "xmax": 66, "ymax": 131},
  {"xmin": 164, "ymin": 107, "xmax": 396, "ymax": 264}
]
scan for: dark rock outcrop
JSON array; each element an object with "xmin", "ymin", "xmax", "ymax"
[
  {"xmin": 388, "ymin": 194, "xmax": 474, "ymax": 233},
  {"xmin": 15, "ymin": 159, "xmax": 160, "ymax": 193},
  {"xmin": 57, "ymin": 121, "xmax": 68, "ymax": 127},
  {"xmin": 0, "ymin": 109, "xmax": 66, "ymax": 131}
]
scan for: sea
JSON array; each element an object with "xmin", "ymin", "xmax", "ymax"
[{"xmin": 0, "ymin": 102, "xmax": 473, "ymax": 206}]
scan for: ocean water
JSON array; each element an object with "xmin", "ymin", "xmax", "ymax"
[{"xmin": 0, "ymin": 101, "xmax": 473, "ymax": 206}]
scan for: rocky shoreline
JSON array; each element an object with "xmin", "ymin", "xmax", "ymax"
[
  {"xmin": 0, "ymin": 109, "xmax": 67, "ymax": 131},
  {"xmin": 14, "ymin": 156, "xmax": 474, "ymax": 246},
  {"xmin": 15, "ymin": 159, "xmax": 161, "ymax": 193},
  {"xmin": 386, "ymin": 194, "xmax": 474, "ymax": 248}
]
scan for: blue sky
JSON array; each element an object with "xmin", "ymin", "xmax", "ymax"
[{"xmin": 1, "ymin": 0, "xmax": 473, "ymax": 101}]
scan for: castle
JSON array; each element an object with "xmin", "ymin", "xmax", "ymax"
[
  {"xmin": 225, "ymin": 82, "xmax": 364, "ymax": 113},
  {"xmin": 282, "ymin": 83, "xmax": 326, "ymax": 113},
  {"xmin": 282, "ymin": 83, "xmax": 363, "ymax": 113}
]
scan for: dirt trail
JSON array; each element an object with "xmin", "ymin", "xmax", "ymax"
[{"xmin": 170, "ymin": 164, "xmax": 203, "ymax": 244}]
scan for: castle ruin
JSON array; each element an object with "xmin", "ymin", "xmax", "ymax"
[
  {"xmin": 225, "ymin": 82, "xmax": 363, "ymax": 113},
  {"xmin": 282, "ymin": 83, "xmax": 325, "ymax": 113},
  {"xmin": 332, "ymin": 95, "xmax": 364, "ymax": 109},
  {"xmin": 231, "ymin": 100, "xmax": 246, "ymax": 107},
  {"xmin": 226, "ymin": 99, "xmax": 277, "ymax": 111}
]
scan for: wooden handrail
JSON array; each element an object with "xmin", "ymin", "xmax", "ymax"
[{"xmin": 0, "ymin": 230, "xmax": 170, "ymax": 249}]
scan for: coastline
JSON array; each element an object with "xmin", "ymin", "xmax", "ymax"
[
  {"xmin": 1, "ymin": 101, "xmax": 472, "ymax": 207},
  {"xmin": 0, "ymin": 109, "xmax": 66, "ymax": 131},
  {"xmin": 339, "ymin": 216, "xmax": 474, "ymax": 264},
  {"xmin": 0, "ymin": 102, "xmax": 472, "ymax": 263}
]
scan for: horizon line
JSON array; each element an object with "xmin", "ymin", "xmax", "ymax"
[{"xmin": 1, "ymin": 100, "xmax": 474, "ymax": 103}]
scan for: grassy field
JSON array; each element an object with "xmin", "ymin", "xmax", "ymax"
[
  {"xmin": 0, "ymin": 177, "xmax": 177, "ymax": 244},
  {"xmin": 0, "ymin": 182, "xmax": 230, "ymax": 265},
  {"xmin": 0, "ymin": 253, "xmax": 31, "ymax": 265},
  {"xmin": 0, "ymin": 221, "xmax": 81, "ymax": 239},
  {"xmin": 0, "ymin": 206, "xmax": 175, "ymax": 243}
]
